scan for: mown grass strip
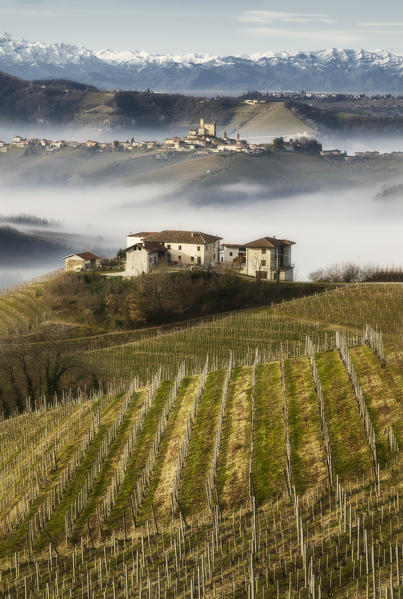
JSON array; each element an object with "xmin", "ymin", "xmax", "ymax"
[
  {"xmin": 253, "ymin": 362, "xmax": 285, "ymax": 504},
  {"xmin": 179, "ymin": 370, "xmax": 226, "ymax": 516},
  {"xmin": 151, "ymin": 375, "xmax": 201, "ymax": 522},
  {"xmin": 139, "ymin": 377, "xmax": 194, "ymax": 525},
  {"xmin": 33, "ymin": 392, "xmax": 125, "ymax": 549},
  {"xmin": 350, "ymin": 345, "xmax": 402, "ymax": 455},
  {"xmin": 316, "ymin": 350, "xmax": 372, "ymax": 482},
  {"xmin": 105, "ymin": 380, "xmax": 173, "ymax": 531},
  {"xmin": 0, "ymin": 393, "xmax": 112, "ymax": 554},
  {"xmin": 70, "ymin": 390, "xmax": 146, "ymax": 541},
  {"xmin": 216, "ymin": 366, "xmax": 252, "ymax": 509},
  {"xmin": 284, "ymin": 357, "xmax": 327, "ymax": 495}
]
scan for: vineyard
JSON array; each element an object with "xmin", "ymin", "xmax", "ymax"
[{"xmin": 0, "ymin": 282, "xmax": 401, "ymax": 597}]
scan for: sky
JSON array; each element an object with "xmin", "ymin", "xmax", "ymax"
[{"xmin": 1, "ymin": 0, "xmax": 403, "ymax": 55}]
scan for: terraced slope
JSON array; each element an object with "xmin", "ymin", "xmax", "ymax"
[{"xmin": 0, "ymin": 335, "xmax": 401, "ymax": 597}]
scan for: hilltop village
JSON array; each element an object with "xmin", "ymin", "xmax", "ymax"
[
  {"xmin": 0, "ymin": 119, "xmax": 263, "ymax": 156},
  {"xmin": 2, "ymin": 118, "xmax": 403, "ymax": 160}
]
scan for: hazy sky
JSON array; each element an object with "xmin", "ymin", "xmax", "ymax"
[{"xmin": 2, "ymin": 0, "xmax": 403, "ymax": 55}]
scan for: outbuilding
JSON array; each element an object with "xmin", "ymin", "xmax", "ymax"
[{"xmin": 64, "ymin": 252, "xmax": 100, "ymax": 272}]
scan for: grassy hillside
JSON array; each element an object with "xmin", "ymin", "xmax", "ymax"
[
  {"xmin": 0, "ymin": 281, "xmax": 401, "ymax": 597},
  {"xmin": 3, "ymin": 71, "xmax": 403, "ymax": 138},
  {"xmin": 223, "ymin": 101, "xmax": 315, "ymax": 139},
  {"xmin": 3, "ymin": 143, "xmax": 403, "ymax": 195},
  {"xmin": 0, "ymin": 342, "xmax": 401, "ymax": 596}
]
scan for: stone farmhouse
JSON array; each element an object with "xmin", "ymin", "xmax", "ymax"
[
  {"xmin": 124, "ymin": 230, "xmax": 222, "ymax": 276},
  {"xmin": 64, "ymin": 252, "xmax": 100, "ymax": 272},
  {"xmin": 223, "ymin": 236, "xmax": 295, "ymax": 281}
]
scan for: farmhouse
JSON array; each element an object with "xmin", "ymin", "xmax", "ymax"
[
  {"xmin": 124, "ymin": 230, "xmax": 222, "ymax": 276},
  {"xmin": 244, "ymin": 236, "xmax": 295, "ymax": 280},
  {"xmin": 64, "ymin": 252, "xmax": 100, "ymax": 272}
]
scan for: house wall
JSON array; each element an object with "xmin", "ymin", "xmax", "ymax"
[
  {"xmin": 246, "ymin": 246, "xmax": 294, "ymax": 280},
  {"xmin": 164, "ymin": 241, "xmax": 220, "ymax": 267},
  {"xmin": 125, "ymin": 247, "xmax": 152, "ymax": 276},
  {"xmin": 65, "ymin": 258, "xmax": 84, "ymax": 272},
  {"xmin": 223, "ymin": 247, "xmax": 243, "ymax": 262},
  {"xmin": 246, "ymin": 248, "xmax": 274, "ymax": 277}
]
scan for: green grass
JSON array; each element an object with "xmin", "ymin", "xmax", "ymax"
[
  {"xmin": 316, "ymin": 351, "xmax": 372, "ymax": 482},
  {"xmin": 284, "ymin": 357, "xmax": 326, "ymax": 494},
  {"xmin": 0, "ymin": 393, "xmax": 115, "ymax": 553},
  {"xmin": 69, "ymin": 390, "xmax": 144, "ymax": 541},
  {"xmin": 350, "ymin": 345, "xmax": 402, "ymax": 463},
  {"xmin": 214, "ymin": 368, "xmax": 242, "ymax": 504},
  {"xmin": 105, "ymin": 380, "xmax": 173, "ymax": 531},
  {"xmin": 33, "ymin": 393, "xmax": 125, "ymax": 549},
  {"xmin": 252, "ymin": 362, "xmax": 285, "ymax": 504},
  {"xmin": 139, "ymin": 377, "xmax": 193, "ymax": 524},
  {"xmin": 179, "ymin": 370, "xmax": 226, "ymax": 515}
]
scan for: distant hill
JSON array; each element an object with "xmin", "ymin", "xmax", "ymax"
[
  {"xmin": 0, "ymin": 226, "xmax": 69, "ymax": 266},
  {"xmin": 1, "ymin": 70, "xmax": 403, "ymax": 139},
  {"xmin": 1, "ymin": 33, "xmax": 403, "ymax": 93},
  {"xmin": 1, "ymin": 146, "xmax": 402, "ymax": 200}
]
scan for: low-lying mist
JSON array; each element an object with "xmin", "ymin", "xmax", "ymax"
[{"xmin": 1, "ymin": 180, "xmax": 401, "ymax": 289}]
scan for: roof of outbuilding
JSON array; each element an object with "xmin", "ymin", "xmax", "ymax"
[
  {"xmin": 244, "ymin": 237, "xmax": 295, "ymax": 249},
  {"xmin": 145, "ymin": 230, "xmax": 222, "ymax": 244},
  {"xmin": 64, "ymin": 251, "xmax": 100, "ymax": 260},
  {"xmin": 126, "ymin": 232, "xmax": 154, "ymax": 238},
  {"xmin": 125, "ymin": 242, "xmax": 167, "ymax": 254},
  {"xmin": 222, "ymin": 244, "xmax": 246, "ymax": 249}
]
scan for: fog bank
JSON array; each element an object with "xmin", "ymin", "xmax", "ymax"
[{"xmin": 0, "ymin": 181, "xmax": 401, "ymax": 288}]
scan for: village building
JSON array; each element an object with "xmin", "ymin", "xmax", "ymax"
[
  {"xmin": 222, "ymin": 244, "xmax": 246, "ymax": 265},
  {"xmin": 243, "ymin": 236, "xmax": 295, "ymax": 280},
  {"xmin": 189, "ymin": 118, "xmax": 216, "ymax": 138},
  {"xmin": 124, "ymin": 241, "xmax": 167, "ymax": 276},
  {"xmin": 64, "ymin": 252, "xmax": 100, "ymax": 272},
  {"xmin": 124, "ymin": 230, "xmax": 222, "ymax": 275}
]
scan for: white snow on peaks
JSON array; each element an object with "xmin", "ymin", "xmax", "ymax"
[{"xmin": 0, "ymin": 34, "xmax": 402, "ymax": 92}]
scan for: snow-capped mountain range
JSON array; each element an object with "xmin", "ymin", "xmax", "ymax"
[{"xmin": 1, "ymin": 33, "xmax": 402, "ymax": 94}]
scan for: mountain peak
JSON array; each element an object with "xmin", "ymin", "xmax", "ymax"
[{"xmin": 0, "ymin": 33, "xmax": 402, "ymax": 94}]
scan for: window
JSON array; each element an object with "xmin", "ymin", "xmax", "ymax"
[
  {"xmin": 261, "ymin": 249, "xmax": 266, "ymax": 254},
  {"xmin": 261, "ymin": 260, "xmax": 266, "ymax": 266},
  {"xmin": 178, "ymin": 245, "xmax": 182, "ymax": 250},
  {"xmin": 197, "ymin": 246, "xmax": 200, "ymax": 251},
  {"xmin": 178, "ymin": 255, "xmax": 182, "ymax": 261},
  {"xmin": 229, "ymin": 252, "xmax": 233, "ymax": 257},
  {"xmin": 191, "ymin": 256, "xmax": 194, "ymax": 262},
  {"xmin": 167, "ymin": 244, "xmax": 171, "ymax": 249},
  {"xmin": 197, "ymin": 257, "xmax": 201, "ymax": 264}
]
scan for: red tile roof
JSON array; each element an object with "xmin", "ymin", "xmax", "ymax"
[
  {"xmin": 64, "ymin": 252, "xmax": 100, "ymax": 260},
  {"xmin": 222, "ymin": 244, "xmax": 246, "ymax": 249},
  {"xmin": 244, "ymin": 237, "xmax": 295, "ymax": 249},
  {"xmin": 125, "ymin": 242, "xmax": 167, "ymax": 254},
  {"xmin": 144, "ymin": 230, "xmax": 222, "ymax": 244}
]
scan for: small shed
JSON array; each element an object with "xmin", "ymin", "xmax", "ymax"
[{"xmin": 64, "ymin": 252, "xmax": 100, "ymax": 272}]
